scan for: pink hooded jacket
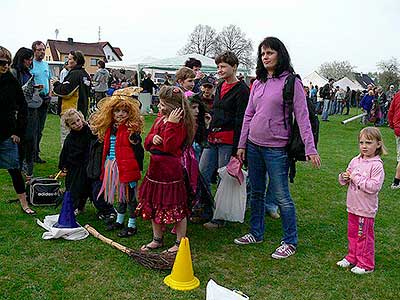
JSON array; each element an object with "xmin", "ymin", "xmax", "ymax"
[{"xmin": 339, "ymin": 154, "xmax": 384, "ymax": 218}]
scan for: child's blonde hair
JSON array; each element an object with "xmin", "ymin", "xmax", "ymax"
[
  {"xmin": 158, "ymin": 86, "xmax": 195, "ymax": 145},
  {"xmin": 359, "ymin": 127, "xmax": 388, "ymax": 156},
  {"xmin": 175, "ymin": 67, "xmax": 195, "ymax": 83},
  {"xmin": 62, "ymin": 109, "xmax": 86, "ymax": 129}
]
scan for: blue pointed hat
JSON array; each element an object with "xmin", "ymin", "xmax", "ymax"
[{"xmin": 53, "ymin": 191, "xmax": 79, "ymax": 228}]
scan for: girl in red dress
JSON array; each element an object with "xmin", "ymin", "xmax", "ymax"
[{"xmin": 137, "ymin": 86, "xmax": 195, "ymax": 253}]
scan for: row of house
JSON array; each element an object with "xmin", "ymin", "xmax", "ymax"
[
  {"xmin": 303, "ymin": 71, "xmax": 375, "ymax": 91},
  {"xmin": 44, "ymin": 38, "xmax": 124, "ymax": 75}
]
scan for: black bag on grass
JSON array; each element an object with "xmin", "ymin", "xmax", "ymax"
[{"xmin": 26, "ymin": 178, "xmax": 61, "ymax": 206}]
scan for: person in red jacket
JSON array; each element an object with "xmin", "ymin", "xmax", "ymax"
[
  {"xmin": 137, "ymin": 86, "xmax": 196, "ymax": 255},
  {"xmin": 90, "ymin": 87, "xmax": 144, "ymax": 237},
  {"xmin": 388, "ymin": 91, "xmax": 400, "ymax": 189}
]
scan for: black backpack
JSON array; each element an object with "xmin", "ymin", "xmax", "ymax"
[{"xmin": 283, "ymin": 73, "xmax": 319, "ymax": 183}]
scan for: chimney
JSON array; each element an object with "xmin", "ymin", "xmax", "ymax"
[{"xmin": 67, "ymin": 38, "xmax": 73, "ymax": 44}]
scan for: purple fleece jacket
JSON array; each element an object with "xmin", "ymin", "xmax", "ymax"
[{"xmin": 238, "ymin": 72, "xmax": 317, "ymax": 156}]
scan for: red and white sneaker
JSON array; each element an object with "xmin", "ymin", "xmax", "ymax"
[{"xmin": 271, "ymin": 242, "xmax": 296, "ymax": 259}]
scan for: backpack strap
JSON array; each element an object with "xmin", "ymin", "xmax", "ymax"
[
  {"xmin": 282, "ymin": 73, "xmax": 301, "ymax": 184},
  {"xmin": 282, "ymin": 73, "xmax": 300, "ymax": 130}
]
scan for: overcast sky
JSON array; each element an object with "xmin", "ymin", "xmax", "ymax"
[{"xmin": 3, "ymin": 0, "xmax": 399, "ymax": 76}]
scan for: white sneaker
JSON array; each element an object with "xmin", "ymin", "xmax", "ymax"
[
  {"xmin": 351, "ymin": 266, "xmax": 374, "ymax": 274},
  {"xmin": 390, "ymin": 183, "xmax": 400, "ymax": 190},
  {"xmin": 336, "ymin": 258, "xmax": 352, "ymax": 268}
]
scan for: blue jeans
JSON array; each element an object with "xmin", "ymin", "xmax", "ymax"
[
  {"xmin": 321, "ymin": 99, "xmax": 330, "ymax": 120},
  {"xmin": 199, "ymin": 143, "xmax": 233, "ymax": 194},
  {"xmin": 247, "ymin": 142, "xmax": 298, "ymax": 245}
]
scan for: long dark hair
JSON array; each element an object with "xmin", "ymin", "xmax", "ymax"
[
  {"xmin": 256, "ymin": 37, "xmax": 294, "ymax": 82},
  {"xmin": 189, "ymin": 96, "xmax": 207, "ymax": 145},
  {"xmin": 11, "ymin": 47, "xmax": 33, "ymax": 73}
]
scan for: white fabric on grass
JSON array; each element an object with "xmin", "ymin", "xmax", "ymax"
[{"xmin": 37, "ymin": 214, "xmax": 88, "ymax": 240}]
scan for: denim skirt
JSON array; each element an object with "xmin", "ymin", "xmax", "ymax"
[{"xmin": 0, "ymin": 138, "xmax": 20, "ymax": 169}]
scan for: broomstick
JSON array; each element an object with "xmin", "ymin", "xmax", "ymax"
[{"xmin": 84, "ymin": 224, "xmax": 174, "ymax": 270}]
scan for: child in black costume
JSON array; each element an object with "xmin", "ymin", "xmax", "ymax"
[{"xmin": 59, "ymin": 108, "xmax": 92, "ymax": 213}]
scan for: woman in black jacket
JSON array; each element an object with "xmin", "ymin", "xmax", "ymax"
[
  {"xmin": 0, "ymin": 46, "xmax": 34, "ymax": 214},
  {"xmin": 53, "ymin": 50, "xmax": 91, "ymax": 145},
  {"xmin": 10, "ymin": 47, "xmax": 37, "ymax": 180}
]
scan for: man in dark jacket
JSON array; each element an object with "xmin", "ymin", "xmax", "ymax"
[
  {"xmin": 141, "ymin": 73, "xmax": 157, "ymax": 94},
  {"xmin": 321, "ymin": 78, "xmax": 334, "ymax": 121}
]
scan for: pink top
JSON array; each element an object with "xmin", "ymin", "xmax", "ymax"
[{"xmin": 338, "ymin": 154, "xmax": 384, "ymax": 218}]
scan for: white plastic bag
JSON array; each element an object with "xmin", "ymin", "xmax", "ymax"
[
  {"xmin": 212, "ymin": 167, "xmax": 247, "ymax": 223},
  {"xmin": 206, "ymin": 279, "xmax": 249, "ymax": 300}
]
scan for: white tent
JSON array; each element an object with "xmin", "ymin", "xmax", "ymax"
[
  {"xmin": 334, "ymin": 77, "xmax": 364, "ymax": 91},
  {"xmin": 303, "ymin": 71, "xmax": 328, "ymax": 88},
  {"xmin": 141, "ymin": 53, "xmax": 249, "ymax": 74}
]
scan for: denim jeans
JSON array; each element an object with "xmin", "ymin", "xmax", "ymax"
[
  {"xmin": 199, "ymin": 143, "xmax": 233, "ymax": 194},
  {"xmin": 246, "ymin": 175, "xmax": 279, "ymax": 214},
  {"xmin": 199, "ymin": 143, "xmax": 232, "ymax": 224},
  {"xmin": 247, "ymin": 142, "xmax": 298, "ymax": 245},
  {"xmin": 321, "ymin": 99, "xmax": 330, "ymax": 120},
  {"xmin": 35, "ymin": 103, "xmax": 48, "ymax": 159}
]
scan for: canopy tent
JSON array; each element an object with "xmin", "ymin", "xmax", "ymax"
[
  {"xmin": 303, "ymin": 71, "xmax": 328, "ymax": 88},
  {"xmin": 105, "ymin": 60, "xmax": 138, "ymax": 71},
  {"xmin": 334, "ymin": 77, "xmax": 364, "ymax": 91},
  {"xmin": 140, "ymin": 53, "xmax": 249, "ymax": 74}
]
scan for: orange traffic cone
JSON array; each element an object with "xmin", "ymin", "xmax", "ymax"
[{"xmin": 164, "ymin": 237, "xmax": 200, "ymax": 291}]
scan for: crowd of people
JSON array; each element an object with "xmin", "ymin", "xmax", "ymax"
[{"xmin": 1, "ymin": 36, "xmax": 400, "ymax": 275}]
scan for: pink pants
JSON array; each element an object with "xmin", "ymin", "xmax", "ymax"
[{"xmin": 345, "ymin": 212, "xmax": 375, "ymax": 270}]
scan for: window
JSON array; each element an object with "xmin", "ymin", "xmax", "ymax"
[
  {"xmin": 64, "ymin": 56, "xmax": 68, "ymax": 62},
  {"xmin": 107, "ymin": 55, "xmax": 111, "ymax": 59},
  {"xmin": 90, "ymin": 58, "xmax": 98, "ymax": 66}
]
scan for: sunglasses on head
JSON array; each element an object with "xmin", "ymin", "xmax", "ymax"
[{"xmin": 0, "ymin": 60, "xmax": 11, "ymax": 67}]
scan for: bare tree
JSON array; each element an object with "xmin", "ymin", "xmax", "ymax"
[
  {"xmin": 377, "ymin": 57, "xmax": 400, "ymax": 90},
  {"xmin": 318, "ymin": 60, "xmax": 355, "ymax": 80},
  {"xmin": 179, "ymin": 25, "xmax": 217, "ymax": 57},
  {"xmin": 214, "ymin": 25, "xmax": 254, "ymax": 70}
]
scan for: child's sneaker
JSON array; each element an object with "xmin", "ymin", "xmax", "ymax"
[
  {"xmin": 351, "ymin": 266, "xmax": 374, "ymax": 274},
  {"xmin": 271, "ymin": 241, "xmax": 296, "ymax": 259},
  {"xmin": 336, "ymin": 258, "xmax": 354, "ymax": 268},
  {"xmin": 390, "ymin": 183, "xmax": 400, "ymax": 190},
  {"xmin": 118, "ymin": 227, "xmax": 137, "ymax": 238},
  {"xmin": 105, "ymin": 222, "xmax": 124, "ymax": 231},
  {"xmin": 234, "ymin": 233, "xmax": 262, "ymax": 245}
]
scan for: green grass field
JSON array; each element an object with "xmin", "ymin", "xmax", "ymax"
[{"xmin": 1, "ymin": 111, "xmax": 399, "ymax": 300}]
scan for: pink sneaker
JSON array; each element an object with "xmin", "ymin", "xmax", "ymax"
[{"xmin": 271, "ymin": 242, "xmax": 296, "ymax": 259}]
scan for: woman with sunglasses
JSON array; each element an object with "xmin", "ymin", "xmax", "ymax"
[{"xmin": 0, "ymin": 46, "xmax": 34, "ymax": 214}]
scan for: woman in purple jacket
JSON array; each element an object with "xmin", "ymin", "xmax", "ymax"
[{"xmin": 234, "ymin": 37, "xmax": 321, "ymax": 259}]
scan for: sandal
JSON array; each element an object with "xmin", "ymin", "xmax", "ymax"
[
  {"xmin": 162, "ymin": 240, "xmax": 181, "ymax": 255},
  {"xmin": 22, "ymin": 207, "xmax": 36, "ymax": 215},
  {"xmin": 140, "ymin": 236, "xmax": 164, "ymax": 252}
]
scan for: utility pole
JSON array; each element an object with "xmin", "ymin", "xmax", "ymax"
[
  {"xmin": 55, "ymin": 28, "xmax": 59, "ymax": 40},
  {"xmin": 98, "ymin": 26, "xmax": 101, "ymax": 42}
]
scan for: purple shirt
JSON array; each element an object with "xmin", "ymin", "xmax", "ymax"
[{"xmin": 238, "ymin": 72, "xmax": 317, "ymax": 156}]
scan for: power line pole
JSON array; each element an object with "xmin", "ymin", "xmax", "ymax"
[{"xmin": 98, "ymin": 26, "xmax": 101, "ymax": 42}]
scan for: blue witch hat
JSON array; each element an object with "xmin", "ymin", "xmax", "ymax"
[{"xmin": 53, "ymin": 191, "xmax": 79, "ymax": 228}]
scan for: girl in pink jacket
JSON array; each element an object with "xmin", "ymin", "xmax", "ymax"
[{"xmin": 337, "ymin": 127, "xmax": 387, "ymax": 274}]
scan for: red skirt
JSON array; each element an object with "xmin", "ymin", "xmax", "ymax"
[{"xmin": 137, "ymin": 154, "xmax": 189, "ymax": 224}]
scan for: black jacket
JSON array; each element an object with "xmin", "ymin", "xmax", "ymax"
[
  {"xmin": 210, "ymin": 80, "xmax": 250, "ymax": 151},
  {"xmin": 0, "ymin": 72, "xmax": 27, "ymax": 142},
  {"xmin": 53, "ymin": 66, "xmax": 91, "ymax": 117},
  {"xmin": 59, "ymin": 124, "xmax": 92, "ymax": 170}
]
